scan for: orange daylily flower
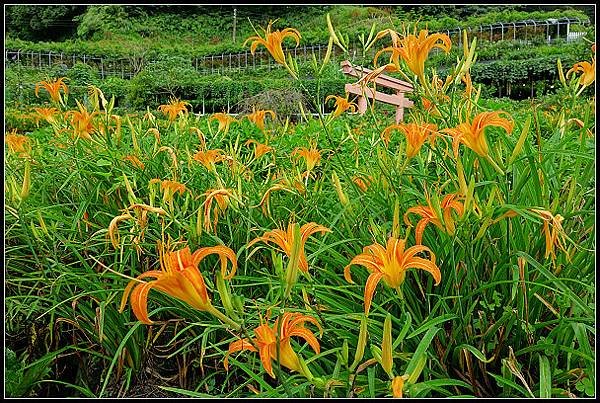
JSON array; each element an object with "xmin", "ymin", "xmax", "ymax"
[
  {"xmin": 530, "ymin": 209, "xmax": 570, "ymax": 261},
  {"xmin": 245, "ymin": 139, "xmax": 273, "ymax": 159},
  {"xmin": 119, "ymin": 244, "xmax": 237, "ymax": 324},
  {"xmin": 6, "ymin": 131, "xmax": 31, "ymax": 156},
  {"xmin": 325, "ymin": 94, "xmax": 358, "ymax": 118},
  {"xmin": 404, "ymin": 193, "xmax": 465, "ymax": 244},
  {"xmin": 248, "ymin": 222, "xmax": 331, "ymax": 274},
  {"xmin": 149, "ymin": 179, "xmax": 187, "ymax": 204},
  {"xmin": 355, "ymin": 63, "xmax": 399, "ymax": 88},
  {"xmin": 158, "ymin": 98, "xmax": 191, "ymax": 122},
  {"xmin": 441, "ymin": 111, "xmax": 514, "ymax": 158},
  {"xmin": 35, "ymin": 77, "xmax": 68, "ymax": 105},
  {"xmin": 203, "ymin": 188, "xmax": 234, "ymax": 233},
  {"xmin": 352, "ymin": 175, "xmax": 373, "ymax": 193},
  {"xmin": 344, "ymin": 237, "xmax": 441, "ymax": 315},
  {"xmin": 32, "ymin": 107, "xmax": 60, "ymax": 125},
  {"xmin": 381, "ymin": 122, "xmax": 439, "ymax": 157},
  {"xmin": 243, "ymin": 20, "xmax": 301, "ymax": 67},
  {"xmin": 567, "ymin": 59, "xmax": 595, "ymax": 89},
  {"xmin": 391, "ymin": 375, "xmax": 407, "ymax": 398},
  {"xmin": 209, "ymin": 112, "xmax": 237, "ymax": 134},
  {"xmin": 246, "ymin": 109, "xmax": 276, "ymax": 131},
  {"xmin": 224, "ymin": 312, "xmax": 322, "ymax": 378},
  {"xmin": 193, "ymin": 149, "xmax": 227, "ymax": 170},
  {"xmin": 375, "ymin": 29, "xmax": 451, "ymax": 83},
  {"xmin": 122, "ymin": 155, "xmax": 145, "ymax": 170},
  {"xmin": 66, "ymin": 100, "xmax": 98, "ymax": 140},
  {"xmin": 292, "ymin": 144, "xmax": 322, "ymax": 172}
]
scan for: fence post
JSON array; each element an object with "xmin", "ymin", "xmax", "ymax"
[
  {"xmin": 229, "ymin": 53, "xmax": 232, "ymax": 70},
  {"xmin": 48, "ymin": 51, "xmax": 52, "ymax": 67},
  {"xmin": 101, "ymin": 58, "xmax": 104, "ymax": 79}
]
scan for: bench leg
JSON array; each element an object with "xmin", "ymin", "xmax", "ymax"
[
  {"xmin": 357, "ymin": 96, "xmax": 367, "ymax": 115},
  {"xmin": 395, "ymin": 106, "xmax": 404, "ymax": 124}
]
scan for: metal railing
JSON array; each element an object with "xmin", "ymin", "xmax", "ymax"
[{"xmin": 5, "ymin": 16, "xmax": 591, "ymax": 78}]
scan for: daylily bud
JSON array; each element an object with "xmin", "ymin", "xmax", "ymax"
[
  {"xmin": 557, "ymin": 59, "xmax": 567, "ymax": 88},
  {"xmin": 327, "ymin": 13, "xmax": 347, "ymax": 52},
  {"xmin": 216, "ymin": 271, "xmax": 239, "ymax": 321},
  {"xmin": 381, "ymin": 313, "xmax": 394, "ymax": 378},
  {"xmin": 20, "ymin": 160, "xmax": 31, "ymax": 200},
  {"xmin": 371, "ymin": 345, "xmax": 383, "ymax": 366},
  {"xmin": 392, "ymin": 198, "xmax": 401, "ymax": 238},
  {"xmin": 320, "ymin": 37, "xmax": 334, "ymax": 75},
  {"xmin": 341, "ymin": 339, "xmax": 349, "ymax": 366},
  {"xmin": 332, "ymin": 171, "xmax": 349, "ymax": 207},
  {"xmin": 122, "ymin": 173, "xmax": 138, "ymax": 206},
  {"xmin": 232, "ymin": 294, "xmax": 245, "ymax": 316},
  {"xmin": 508, "ymin": 116, "xmax": 531, "ymax": 165},
  {"xmin": 350, "ymin": 315, "xmax": 368, "ymax": 371},
  {"xmin": 407, "ymin": 355, "xmax": 426, "ymax": 384},
  {"xmin": 284, "ymin": 223, "xmax": 302, "ymax": 299},
  {"xmin": 196, "ymin": 206, "xmax": 203, "ymax": 238},
  {"xmin": 272, "ymin": 249, "xmax": 284, "ymax": 280}
]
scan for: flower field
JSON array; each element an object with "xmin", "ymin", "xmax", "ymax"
[{"xmin": 4, "ymin": 15, "xmax": 596, "ymax": 398}]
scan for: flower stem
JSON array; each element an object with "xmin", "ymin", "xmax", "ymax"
[
  {"xmin": 484, "ymin": 154, "xmax": 504, "ymax": 176},
  {"xmin": 207, "ymin": 305, "xmax": 241, "ymax": 331}
]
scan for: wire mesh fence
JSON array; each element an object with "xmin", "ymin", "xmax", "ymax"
[{"xmin": 4, "ymin": 17, "xmax": 590, "ymax": 79}]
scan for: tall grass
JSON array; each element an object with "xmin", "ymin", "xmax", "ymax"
[{"xmin": 4, "ymin": 20, "xmax": 595, "ymax": 398}]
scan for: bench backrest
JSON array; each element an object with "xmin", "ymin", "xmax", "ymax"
[{"xmin": 340, "ymin": 60, "xmax": 413, "ymax": 93}]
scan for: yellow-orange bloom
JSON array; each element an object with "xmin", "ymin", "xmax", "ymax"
[
  {"xmin": 344, "ymin": 237, "xmax": 441, "ymax": 315},
  {"xmin": 404, "ymin": 193, "xmax": 465, "ymax": 244},
  {"xmin": 158, "ymin": 98, "xmax": 191, "ymax": 122},
  {"xmin": 193, "ymin": 149, "xmax": 227, "ymax": 170},
  {"xmin": 375, "ymin": 29, "xmax": 451, "ymax": 83},
  {"xmin": 381, "ymin": 122, "xmax": 438, "ymax": 157},
  {"xmin": 325, "ymin": 94, "xmax": 358, "ymax": 118},
  {"xmin": 391, "ymin": 376, "xmax": 406, "ymax": 398},
  {"xmin": 248, "ymin": 222, "xmax": 331, "ymax": 274},
  {"xmin": 6, "ymin": 131, "xmax": 31, "ymax": 156},
  {"xmin": 243, "ymin": 20, "xmax": 301, "ymax": 66},
  {"xmin": 66, "ymin": 100, "xmax": 98, "ymax": 140},
  {"xmin": 567, "ymin": 59, "xmax": 595, "ymax": 89},
  {"xmin": 246, "ymin": 109, "xmax": 276, "ymax": 131},
  {"xmin": 203, "ymin": 188, "xmax": 234, "ymax": 233},
  {"xmin": 35, "ymin": 77, "xmax": 68, "ymax": 104},
  {"xmin": 352, "ymin": 175, "xmax": 373, "ymax": 193},
  {"xmin": 225, "ymin": 312, "xmax": 322, "ymax": 378},
  {"xmin": 123, "ymin": 155, "xmax": 145, "ymax": 170},
  {"xmin": 441, "ymin": 111, "xmax": 513, "ymax": 157},
  {"xmin": 245, "ymin": 139, "xmax": 273, "ymax": 159},
  {"xmin": 33, "ymin": 107, "xmax": 60, "ymax": 125},
  {"xmin": 209, "ymin": 112, "xmax": 237, "ymax": 134},
  {"xmin": 119, "ymin": 245, "xmax": 237, "ymax": 324},
  {"xmin": 292, "ymin": 144, "xmax": 322, "ymax": 172},
  {"xmin": 530, "ymin": 209, "xmax": 569, "ymax": 261}
]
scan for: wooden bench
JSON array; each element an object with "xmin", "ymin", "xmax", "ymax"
[{"xmin": 340, "ymin": 60, "xmax": 414, "ymax": 123}]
